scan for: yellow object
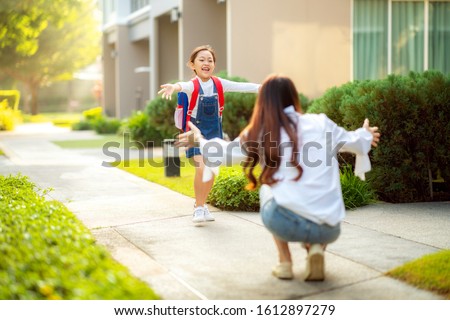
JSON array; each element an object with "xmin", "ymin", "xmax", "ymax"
[{"xmin": 0, "ymin": 90, "xmax": 20, "ymax": 111}]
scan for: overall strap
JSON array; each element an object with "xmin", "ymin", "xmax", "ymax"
[{"xmin": 211, "ymin": 76, "xmax": 225, "ymax": 116}]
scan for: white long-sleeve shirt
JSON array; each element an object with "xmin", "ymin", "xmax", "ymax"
[
  {"xmin": 177, "ymin": 76, "xmax": 260, "ymax": 118},
  {"xmin": 199, "ymin": 106, "xmax": 374, "ymax": 226}
]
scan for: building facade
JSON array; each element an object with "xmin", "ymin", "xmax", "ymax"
[{"xmin": 100, "ymin": 0, "xmax": 449, "ymax": 118}]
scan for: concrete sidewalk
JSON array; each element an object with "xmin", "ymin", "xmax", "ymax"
[{"xmin": 0, "ymin": 123, "xmax": 448, "ymax": 300}]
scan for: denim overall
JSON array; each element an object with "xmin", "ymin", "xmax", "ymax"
[{"xmin": 186, "ymin": 83, "xmax": 223, "ymax": 158}]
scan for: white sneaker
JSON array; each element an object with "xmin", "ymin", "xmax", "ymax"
[
  {"xmin": 304, "ymin": 244, "xmax": 325, "ymax": 281},
  {"xmin": 192, "ymin": 206, "xmax": 206, "ymax": 223},
  {"xmin": 203, "ymin": 205, "xmax": 215, "ymax": 222}
]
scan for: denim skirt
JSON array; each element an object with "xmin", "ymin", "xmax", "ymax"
[{"xmin": 261, "ymin": 199, "xmax": 341, "ymax": 244}]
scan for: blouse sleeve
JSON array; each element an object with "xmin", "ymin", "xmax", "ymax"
[
  {"xmin": 324, "ymin": 115, "xmax": 374, "ymax": 180},
  {"xmin": 198, "ymin": 137, "xmax": 248, "ymax": 182}
]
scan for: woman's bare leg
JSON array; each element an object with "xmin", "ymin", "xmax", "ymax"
[{"xmin": 273, "ymin": 236, "xmax": 292, "ymax": 263}]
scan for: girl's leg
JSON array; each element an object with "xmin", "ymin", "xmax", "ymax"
[{"xmin": 192, "ymin": 155, "xmax": 215, "ymax": 206}]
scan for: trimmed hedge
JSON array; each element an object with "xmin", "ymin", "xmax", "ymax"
[
  {"xmin": 0, "ymin": 174, "xmax": 159, "ymax": 300},
  {"xmin": 308, "ymin": 71, "xmax": 450, "ymax": 203}
]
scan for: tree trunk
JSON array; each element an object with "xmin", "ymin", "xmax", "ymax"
[{"xmin": 29, "ymin": 83, "xmax": 39, "ymax": 115}]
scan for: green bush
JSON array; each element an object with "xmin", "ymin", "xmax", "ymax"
[
  {"xmin": 145, "ymin": 96, "xmax": 179, "ymax": 140},
  {"xmin": 340, "ymin": 165, "xmax": 377, "ymax": 209},
  {"xmin": 121, "ymin": 111, "xmax": 164, "ymax": 147},
  {"xmin": 208, "ymin": 166, "xmax": 376, "ymax": 211},
  {"xmin": 208, "ymin": 167, "xmax": 260, "ymax": 211},
  {"xmin": 92, "ymin": 116, "xmax": 122, "ymax": 134},
  {"xmin": 0, "ymin": 174, "xmax": 159, "ymax": 300},
  {"xmin": 308, "ymin": 71, "xmax": 450, "ymax": 203},
  {"xmin": 71, "ymin": 119, "xmax": 93, "ymax": 130}
]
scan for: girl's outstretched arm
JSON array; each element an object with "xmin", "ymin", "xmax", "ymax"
[{"xmin": 158, "ymin": 83, "xmax": 182, "ymax": 100}]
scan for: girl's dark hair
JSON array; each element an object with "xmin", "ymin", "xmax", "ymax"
[
  {"xmin": 240, "ymin": 74, "xmax": 303, "ymax": 190},
  {"xmin": 187, "ymin": 45, "xmax": 216, "ymax": 67}
]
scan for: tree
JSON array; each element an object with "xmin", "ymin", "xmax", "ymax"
[
  {"xmin": 0, "ymin": 0, "xmax": 100, "ymax": 114},
  {"xmin": 0, "ymin": 0, "xmax": 78, "ymax": 61}
]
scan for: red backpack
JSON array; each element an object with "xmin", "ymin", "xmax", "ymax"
[{"xmin": 175, "ymin": 76, "xmax": 224, "ymax": 132}]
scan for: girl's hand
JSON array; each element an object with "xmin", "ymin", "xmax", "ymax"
[
  {"xmin": 158, "ymin": 83, "xmax": 180, "ymax": 100},
  {"xmin": 363, "ymin": 119, "xmax": 381, "ymax": 147},
  {"xmin": 175, "ymin": 122, "xmax": 203, "ymax": 148}
]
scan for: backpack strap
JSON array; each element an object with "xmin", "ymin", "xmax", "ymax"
[
  {"xmin": 211, "ymin": 76, "xmax": 225, "ymax": 116},
  {"xmin": 185, "ymin": 77, "xmax": 200, "ymax": 131}
]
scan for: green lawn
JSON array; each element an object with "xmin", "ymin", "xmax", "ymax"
[
  {"xmin": 115, "ymin": 157, "xmax": 198, "ymax": 198},
  {"xmin": 52, "ymin": 134, "xmax": 132, "ymax": 149},
  {"xmin": 387, "ymin": 250, "xmax": 450, "ymax": 299}
]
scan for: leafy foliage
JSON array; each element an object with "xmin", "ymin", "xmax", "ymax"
[
  {"xmin": 340, "ymin": 165, "xmax": 377, "ymax": 209},
  {"xmin": 208, "ymin": 167, "xmax": 260, "ymax": 211},
  {"xmin": 145, "ymin": 95, "xmax": 179, "ymax": 140},
  {"xmin": 308, "ymin": 71, "xmax": 450, "ymax": 203},
  {"xmin": 0, "ymin": 0, "xmax": 100, "ymax": 114},
  {"xmin": 208, "ymin": 165, "xmax": 376, "ymax": 211},
  {"xmin": 121, "ymin": 111, "xmax": 164, "ymax": 148},
  {"xmin": 0, "ymin": 174, "xmax": 159, "ymax": 299}
]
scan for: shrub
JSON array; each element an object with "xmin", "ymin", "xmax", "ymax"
[
  {"xmin": 208, "ymin": 165, "xmax": 376, "ymax": 211},
  {"xmin": 0, "ymin": 174, "xmax": 159, "ymax": 300},
  {"xmin": 82, "ymin": 106, "xmax": 103, "ymax": 121},
  {"xmin": 121, "ymin": 111, "xmax": 164, "ymax": 147},
  {"xmin": 340, "ymin": 165, "xmax": 377, "ymax": 209},
  {"xmin": 208, "ymin": 167, "xmax": 260, "ymax": 211},
  {"xmin": 145, "ymin": 95, "xmax": 179, "ymax": 140},
  {"xmin": 0, "ymin": 99, "xmax": 22, "ymax": 131},
  {"xmin": 92, "ymin": 116, "xmax": 122, "ymax": 134},
  {"xmin": 71, "ymin": 119, "xmax": 93, "ymax": 130},
  {"xmin": 308, "ymin": 71, "xmax": 450, "ymax": 203}
]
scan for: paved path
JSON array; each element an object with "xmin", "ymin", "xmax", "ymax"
[{"xmin": 0, "ymin": 123, "xmax": 448, "ymax": 300}]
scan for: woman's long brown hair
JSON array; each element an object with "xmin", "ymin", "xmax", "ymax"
[{"xmin": 240, "ymin": 75, "xmax": 303, "ymax": 190}]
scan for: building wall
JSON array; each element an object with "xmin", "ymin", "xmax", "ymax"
[
  {"xmin": 228, "ymin": 0, "xmax": 351, "ymax": 99},
  {"xmin": 180, "ymin": 0, "xmax": 227, "ymax": 81},
  {"xmin": 157, "ymin": 14, "xmax": 179, "ymax": 85}
]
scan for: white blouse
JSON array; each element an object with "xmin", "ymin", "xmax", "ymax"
[{"xmin": 198, "ymin": 106, "xmax": 374, "ymax": 226}]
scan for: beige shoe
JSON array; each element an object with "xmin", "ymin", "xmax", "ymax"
[
  {"xmin": 272, "ymin": 262, "xmax": 293, "ymax": 280},
  {"xmin": 304, "ymin": 244, "xmax": 325, "ymax": 281}
]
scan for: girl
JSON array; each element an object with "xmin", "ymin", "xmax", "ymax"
[
  {"xmin": 158, "ymin": 45, "xmax": 260, "ymax": 224},
  {"xmin": 175, "ymin": 74, "xmax": 380, "ymax": 281}
]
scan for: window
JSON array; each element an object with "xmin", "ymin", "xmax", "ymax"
[
  {"xmin": 131, "ymin": 0, "xmax": 150, "ymax": 13},
  {"xmin": 353, "ymin": 0, "xmax": 450, "ymax": 80}
]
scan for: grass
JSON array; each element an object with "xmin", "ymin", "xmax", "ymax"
[
  {"xmin": 52, "ymin": 134, "xmax": 136, "ymax": 149},
  {"xmin": 387, "ymin": 250, "xmax": 450, "ymax": 299},
  {"xmin": 115, "ymin": 157, "xmax": 197, "ymax": 198}
]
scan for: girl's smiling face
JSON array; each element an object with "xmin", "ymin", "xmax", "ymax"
[{"xmin": 190, "ymin": 49, "xmax": 215, "ymax": 82}]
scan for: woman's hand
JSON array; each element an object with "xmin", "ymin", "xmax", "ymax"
[
  {"xmin": 175, "ymin": 122, "xmax": 203, "ymax": 148},
  {"xmin": 363, "ymin": 119, "xmax": 381, "ymax": 147},
  {"xmin": 157, "ymin": 83, "xmax": 180, "ymax": 100}
]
